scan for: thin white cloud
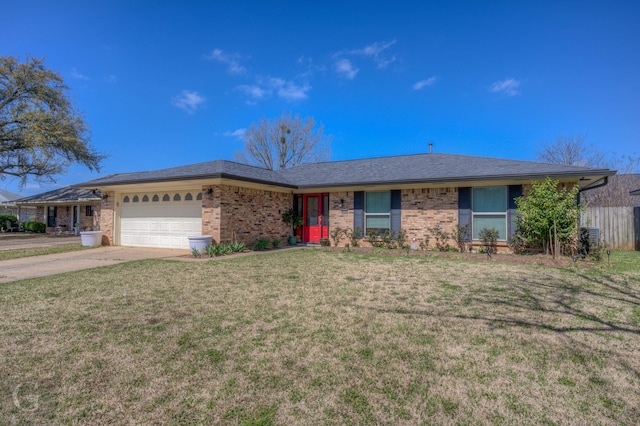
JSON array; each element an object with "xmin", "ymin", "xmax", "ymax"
[
  {"xmin": 223, "ymin": 128, "xmax": 246, "ymax": 141},
  {"xmin": 413, "ymin": 76, "xmax": 438, "ymax": 90},
  {"xmin": 70, "ymin": 67, "xmax": 89, "ymax": 80},
  {"xmin": 334, "ymin": 58, "xmax": 359, "ymax": 80},
  {"xmin": 204, "ymin": 48, "xmax": 246, "ymax": 75},
  {"xmin": 267, "ymin": 77, "xmax": 310, "ymax": 101},
  {"xmin": 237, "ymin": 77, "xmax": 310, "ymax": 102},
  {"xmin": 172, "ymin": 90, "xmax": 206, "ymax": 113},
  {"xmin": 491, "ymin": 78, "xmax": 520, "ymax": 96},
  {"xmin": 105, "ymin": 74, "xmax": 118, "ymax": 83},
  {"xmin": 237, "ymin": 84, "xmax": 269, "ymax": 100},
  {"xmin": 350, "ymin": 40, "xmax": 397, "ymax": 68}
]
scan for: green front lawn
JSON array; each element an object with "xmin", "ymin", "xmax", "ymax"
[
  {"xmin": 0, "ymin": 244, "xmax": 92, "ymax": 261},
  {"xmin": 1, "ymin": 250, "xmax": 639, "ymax": 424}
]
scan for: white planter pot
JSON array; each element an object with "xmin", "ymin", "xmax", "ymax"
[
  {"xmin": 80, "ymin": 231, "xmax": 103, "ymax": 247},
  {"xmin": 188, "ymin": 235, "xmax": 212, "ymax": 251}
]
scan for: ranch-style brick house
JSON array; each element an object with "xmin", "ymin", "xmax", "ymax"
[
  {"xmin": 11, "ymin": 186, "xmax": 101, "ymax": 233},
  {"xmin": 76, "ymin": 152, "xmax": 615, "ymax": 250}
]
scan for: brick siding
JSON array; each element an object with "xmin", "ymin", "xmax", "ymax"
[
  {"xmin": 34, "ymin": 203, "xmax": 100, "ymax": 234},
  {"xmin": 401, "ymin": 187, "xmax": 458, "ymax": 249},
  {"xmin": 99, "ymin": 192, "xmax": 115, "ymax": 245},
  {"xmin": 202, "ymin": 184, "xmax": 292, "ymax": 245}
]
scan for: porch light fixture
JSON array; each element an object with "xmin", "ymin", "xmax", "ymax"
[
  {"xmin": 102, "ymin": 193, "xmax": 109, "ymax": 200},
  {"xmin": 338, "ymin": 198, "xmax": 344, "ymax": 208},
  {"xmin": 205, "ymin": 187, "xmax": 213, "ymax": 199}
]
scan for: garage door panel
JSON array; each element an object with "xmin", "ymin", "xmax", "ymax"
[{"xmin": 120, "ymin": 194, "xmax": 202, "ymax": 249}]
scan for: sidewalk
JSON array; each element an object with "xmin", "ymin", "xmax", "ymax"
[{"xmin": 0, "ymin": 246, "xmax": 189, "ymax": 283}]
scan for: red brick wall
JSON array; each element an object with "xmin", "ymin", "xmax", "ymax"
[
  {"xmin": 202, "ymin": 184, "xmax": 292, "ymax": 245},
  {"xmin": 324, "ymin": 188, "xmax": 459, "ymax": 248},
  {"xmin": 99, "ymin": 192, "xmax": 115, "ymax": 245},
  {"xmin": 327, "ymin": 191, "xmax": 354, "ymax": 245},
  {"xmin": 401, "ymin": 187, "xmax": 458, "ymax": 249}
]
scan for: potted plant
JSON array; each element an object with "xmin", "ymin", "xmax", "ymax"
[{"xmin": 281, "ymin": 207, "xmax": 303, "ymax": 245}]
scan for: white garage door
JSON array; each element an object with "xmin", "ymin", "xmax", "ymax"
[{"xmin": 120, "ymin": 191, "xmax": 202, "ymax": 249}]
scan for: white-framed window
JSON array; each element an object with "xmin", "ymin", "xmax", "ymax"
[
  {"xmin": 365, "ymin": 191, "xmax": 391, "ymax": 235},
  {"xmin": 472, "ymin": 187, "xmax": 507, "ymax": 240}
]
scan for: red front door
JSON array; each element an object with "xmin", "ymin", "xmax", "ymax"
[{"xmin": 303, "ymin": 194, "xmax": 329, "ymax": 243}]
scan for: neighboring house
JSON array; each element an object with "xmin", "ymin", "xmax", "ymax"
[
  {"xmin": 78, "ymin": 153, "xmax": 614, "ymax": 250},
  {"xmin": 13, "ymin": 186, "xmax": 101, "ymax": 233},
  {"xmin": 0, "ymin": 188, "xmax": 28, "ymax": 218},
  {"xmin": 581, "ymin": 174, "xmax": 640, "ymax": 207}
]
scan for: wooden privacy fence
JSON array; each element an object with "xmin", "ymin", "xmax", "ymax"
[{"xmin": 581, "ymin": 207, "xmax": 639, "ymax": 250}]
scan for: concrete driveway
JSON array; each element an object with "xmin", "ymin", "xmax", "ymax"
[{"xmin": 0, "ymin": 246, "xmax": 189, "ymax": 283}]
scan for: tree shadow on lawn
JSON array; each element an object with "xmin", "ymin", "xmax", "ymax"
[{"xmin": 361, "ymin": 268, "xmax": 640, "ymax": 380}]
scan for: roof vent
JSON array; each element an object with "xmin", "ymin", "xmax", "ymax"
[{"xmin": 429, "ymin": 142, "xmax": 433, "ymax": 153}]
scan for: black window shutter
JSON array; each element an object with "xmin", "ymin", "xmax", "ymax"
[
  {"xmin": 458, "ymin": 187, "xmax": 472, "ymax": 240},
  {"xmin": 354, "ymin": 191, "xmax": 364, "ymax": 232},
  {"xmin": 390, "ymin": 189, "xmax": 401, "ymax": 232},
  {"xmin": 508, "ymin": 185, "xmax": 523, "ymax": 238}
]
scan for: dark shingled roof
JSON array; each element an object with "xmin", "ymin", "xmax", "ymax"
[
  {"xmin": 78, "ymin": 153, "xmax": 615, "ymax": 189},
  {"xmin": 281, "ymin": 153, "xmax": 614, "ymax": 188},
  {"xmin": 13, "ymin": 186, "xmax": 101, "ymax": 205},
  {"xmin": 80, "ymin": 160, "xmax": 295, "ymax": 188}
]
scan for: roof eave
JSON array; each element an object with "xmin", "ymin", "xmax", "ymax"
[
  {"xmin": 295, "ymin": 170, "xmax": 616, "ymax": 190},
  {"xmin": 77, "ymin": 173, "xmax": 297, "ymax": 189},
  {"xmin": 15, "ymin": 198, "xmax": 101, "ymax": 205}
]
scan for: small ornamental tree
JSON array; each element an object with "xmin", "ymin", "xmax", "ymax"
[{"xmin": 515, "ymin": 177, "xmax": 582, "ymax": 259}]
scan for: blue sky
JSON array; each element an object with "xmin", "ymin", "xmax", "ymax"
[{"xmin": 2, "ymin": 1, "xmax": 639, "ymax": 196}]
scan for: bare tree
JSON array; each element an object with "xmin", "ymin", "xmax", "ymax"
[
  {"xmin": 537, "ymin": 135, "xmax": 640, "ymax": 206},
  {"xmin": 536, "ymin": 134, "xmax": 606, "ymax": 167},
  {"xmin": 1, "ymin": 56, "xmax": 103, "ymax": 186},
  {"xmin": 582, "ymin": 155, "xmax": 640, "ymax": 207},
  {"xmin": 236, "ymin": 113, "xmax": 330, "ymax": 170}
]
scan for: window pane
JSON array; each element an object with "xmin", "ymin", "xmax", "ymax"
[
  {"xmin": 306, "ymin": 196, "xmax": 318, "ymax": 226},
  {"xmin": 296, "ymin": 195, "xmax": 303, "ymax": 218},
  {"xmin": 366, "ymin": 191, "xmax": 390, "ymax": 213},
  {"xmin": 366, "ymin": 215, "xmax": 390, "ymax": 231},
  {"xmin": 473, "ymin": 215, "xmax": 506, "ymax": 240},
  {"xmin": 473, "ymin": 187, "xmax": 506, "ymax": 212},
  {"xmin": 323, "ymin": 195, "xmax": 329, "ymax": 226},
  {"xmin": 47, "ymin": 207, "xmax": 56, "ymax": 227}
]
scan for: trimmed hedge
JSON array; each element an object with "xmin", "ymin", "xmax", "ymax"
[
  {"xmin": 0, "ymin": 214, "xmax": 18, "ymax": 228},
  {"xmin": 22, "ymin": 221, "xmax": 46, "ymax": 233}
]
